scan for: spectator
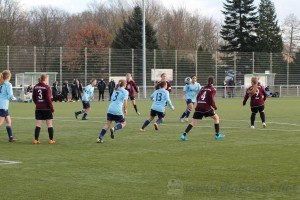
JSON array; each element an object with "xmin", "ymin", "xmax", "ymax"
[
  {"xmin": 76, "ymin": 80, "xmax": 83, "ymax": 100},
  {"xmin": 71, "ymin": 79, "xmax": 78, "ymax": 101},
  {"xmin": 62, "ymin": 81, "xmax": 69, "ymax": 101},
  {"xmin": 26, "ymin": 84, "xmax": 33, "ymax": 94},
  {"xmin": 108, "ymin": 79, "xmax": 115, "ymax": 101},
  {"xmin": 97, "ymin": 78, "xmax": 106, "ymax": 101}
]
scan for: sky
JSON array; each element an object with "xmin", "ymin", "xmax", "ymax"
[{"xmin": 19, "ymin": 0, "xmax": 299, "ymax": 24}]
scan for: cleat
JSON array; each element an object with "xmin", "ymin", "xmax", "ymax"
[
  {"xmin": 34, "ymin": 140, "xmax": 40, "ymax": 144},
  {"xmin": 81, "ymin": 118, "xmax": 87, "ymax": 120},
  {"xmin": 180, "ymin": 118, "xmax": 184, "ymax": 123},
  {"xmin": 9, "ymin": 137, "xmax": 16, "ymax": 142},
  {"xmin": 97, "ymin": 138, "xmax": 104, "ymax": 143},
  {"xmin": 185, "ymin": 118, "xmax": 189, "ymax": 122},
  {"xmin": 139, "ymin": 128, "xmax": 145, "ymax": 132},
  {"xmin": 75, "ymin": 112, "xmax": 78, "ymax": 119},
  {"xmin": 180, "ymin": 134, "xmax": 187, "ymax": 141},
  {"xmin": 110, "ymin": 127, "xmax": 115, "ymax": 139},
  {"xmin": 136, "ymin": 111, "xmax": 141, "ymax": 115},
  {"xmin": 262, "ymin": 123, "xmax": 266, "ymax": 128},
  {"xmin": 215, "ymin": 133, "xmax": 225, "ymax": 140},
  {"xmin": 154, "ymin": 123, "xmax": 158, "ymax": 130},
  {"xmin": 49, "ymin": 140, "xmax": 55, "ymax": 144},
  {"xmin": 250, "ymin": 125, "xmax": 255, "ymax": 129}
]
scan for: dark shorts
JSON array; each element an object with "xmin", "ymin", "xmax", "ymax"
[
  {"xmin": 150, "ymin": 109, "xmax": 165, "ymax": 118},
  {"xmin": 107, "ymin": 113, "xmax": 125, "ymax": 123},
  {"xmin": 35, "ymin": 110, "xmax": 53, "ymax": 120},
  {"xmin": 193, "ymin": 109, "xmax": 215, "ymax": 120},
  {"xmin": 251, "ymin": 105, "xmax": 265, "ymax": 113},
  {"xmin": 0, "ymin": 109, "xmax": 9, "ymax": 117},
  {"xmin": 129, "ymin": 96, "xmax": 135, "ymax": 101},
  {"xmin": 186, "ymin": 99, "xmax": 194, "ymax": 105},
  {"xmin": 82, "ymin": 101, "xmax": 90, "ymax": 109}
]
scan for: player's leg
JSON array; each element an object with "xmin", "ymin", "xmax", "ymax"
[
  {"xmin": 34, "ymin": 119, "xmax": 43, "ymax": 144},
  {"xmin": 5, "ymin": 115, "xmax": 15, "ymax": 142},
  {"xmin": 110, "ymin": 115, "xmax": 126, "ymax": 139},
  {"xmin": 81, "ymin": 102, "xmax": 91, "ymax": 120},
  {"xmin": 98, "ymin": 119, "xmax": 112, "ymax": 143},
  {"xmin": 258, "ymin": 105, "xmax": 266, "ymax": 128},
  {"xmin": 154, "ymin": 112, "xmax": 164, "ymax": 130},
  {"xmin": 211, "ymin": 113, "xmax": 224, "ymax": 140},
  {"xmin": 250, "ymin": 107, "xmax": 258, "ymax": 128},
  {"xmin": 181, "ymin": 111, "xmax": 201, "ymax": 141},
  {"xmin": 46, "ymin": 119, "xmax": 55, "ymax": 144},
  {"xmin": 131, "ymin": 97, "xmax": 140, "ymax": 115},
  {"xmin": 140, "ymin": 110, "xmax": 155, "ymax": 131}
]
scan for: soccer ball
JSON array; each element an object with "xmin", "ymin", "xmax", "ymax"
[{"xmin": 184, "ymin": 77, "xmax": 191, "ymax": 84}]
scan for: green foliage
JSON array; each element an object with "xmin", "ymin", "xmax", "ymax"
[
  {"xmin": 220, "ymin": 0, "xmax": 259, "ymax": 52},
  {"xmin": 111, "ymin": 6, "xmax": 159, "ymax": 50},
  {"xmin": 1, "ymin": 98, "xmax": 300, "ymax": 199},
  {"xmin": 257, "ymin": 0, "xmax": 283, "ymax": 53}
]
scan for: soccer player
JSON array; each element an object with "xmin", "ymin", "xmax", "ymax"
[
  {"xmin": 32, "ymin": 74, "xmax": 55, "ymax": 144},
  {"xmin": 243, "ymin": 77, "xmax": 268, "ymax": 128},
  {"xmin": 125, "ymin": 73, "xmax": 140, "ymax": 115},
  {"xmin": 75, "ymin": 79, "xmax": 97, "ymax": 120},
  {"xmin": 0, "ymin": 70, "xmax": 17, "ymax": 142},
  {"xmin": 140, "ymin": 81, "xmax": 175, "ymax": 131},
  {"xmin": 155, "ymin": 73, "xmax": 171, "ymax": 93},
  {"xmin": 180, "ymin": 76, "xmax": 225, "ymax": 141},
  {"xmin": 97, "ymin": 80, "xmax": 128, "ymax": 143},
  {"xmin": 179, "ymin": 75, "xmax": 201, "ymax": 122}
]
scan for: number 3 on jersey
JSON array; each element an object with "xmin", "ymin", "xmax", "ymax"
[{"xmin": 38, "ymin": 89, "xmax": 43, "ymax": 99}]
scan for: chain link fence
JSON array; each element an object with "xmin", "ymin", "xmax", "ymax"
[{"xmin": 1, "ymin": 46, "xmax": 299, "ymax": 99}]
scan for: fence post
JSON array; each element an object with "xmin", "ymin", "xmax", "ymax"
[
  {"xmin": 108, "ymin": 48, "xmax": 111, "ymax": 79},
  {"xmin": 34, "ymin": 46, "xmax": 36, "ymax": 73},
  {"xmin": 287, "ymin": 53, "xmax": 289, "ymax": 95},
  {"xmin": 234, "ymin": 51, "xmax": 237, "ymax": 85},
  {"xmin": 85, "ymin": 47, "xmax": 87, "ymax": 86},
  {"xmin": 175, "ymin": 50, "xmax": 178, "ymax": 97},
  {"xmin": 252, "ymin": 51, "xmax": 255, "ymax": 74},
  {"xmin": 60, "ymin": 47, "xmax": 62, "ymax": 91},
  {"xmin": 154, "ymin": 49, "xmax": 156, "ymax": 86},
  {"xmin": 270, "ymin": 52, "xmax": 273, "ymax": 73},
  {"xmin": 195, "ymin": 50, "xmax": 198, "ymax": 77},
  {"xmin": 7, "ymin": 46, "xmax": 9, "ymax": 70},
  {"xmin": 215, "ymin": 51, "xmax": 218, "ymax": 86},
  {"xmin": 132, "ymin": 49, "xmax": 134, "ymax": 78}
]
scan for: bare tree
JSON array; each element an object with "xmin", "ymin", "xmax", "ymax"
[{"xmin": 282, "ymin": 14, "xmax": 300, "ymax": 53}]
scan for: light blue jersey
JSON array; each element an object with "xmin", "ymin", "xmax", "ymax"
[
  {"xmin": 82, "ymin": 84, "xmax": 95, "ymax": 101},
  {"xmin": 184, "ymin": 82, "xmax": 201, "ymax": 102},
  {"xmin": 108, "ymin": 87, "xmax": 129, "ymax": 115},
  {"xmin": 0, "ymin": 81, "xmax": 16, "ymax": 109},
  {"xmin": 150, "ymin": 88, "xmax": 174, "ymax": 112}
]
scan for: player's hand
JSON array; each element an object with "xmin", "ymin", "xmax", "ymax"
[
  {"xmin": 214, "ymin": 106, "xmax": 217, "ymax": 110},
  {"xmin": 11, "ymin": 97, "xmax": 17, "ymax": 101},
  {"xmin": 124, "ymin": 109, "xmax": 127, "ymax": 116},
  {"xmin": 242, "ymin": 102, "xmax": 246, "ymax": 106},
  {"xmin": 51, "ymin": 109, "xmax": 55, "ymax": 113},
  {"xmin": 171, "ymin": 106, "xmax": 175, "ymax": 111}
]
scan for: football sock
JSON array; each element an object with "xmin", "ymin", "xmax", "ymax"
[
  {"xmin": 259, "ymin": 112, "xmax": 265, "ymax": 123},
  {"xmin": 82, "ymin": 112, "xmax": 88, "ymax": 119},
  {"xmin": 99, "ymin": 128, "xmax": 107, "ymax": 139},
  {"xmin": 142, "ymin": 120, "xmax": 150, "ymax": 129},
  {"xmin": 156, "ymin": 118, "xmax": 163, "ymax": 124},
  {"xmin": 134, "ymin": 105, "xmax": 138, "ymax": 112},
  {"xmin": 186, "ymin": 109, "xmax": 191, "ymax": 118},
  {"xmin": 180, "ymin": 112, "xmax": 186, "ymax": 119},
  {"xmin": 114, "ymin": 123, "xmax": 123, "ymax": 132},
  {"xmin": 214, "ymin": 124, "xmax": 220, "ymax": 135},
  {"xmin": 6, "ymin": 126, "xmax": 13, "ymax": 139},
  {"xmin": 185, "ymin": 124, "xmax": 193, "ymax": 134},
  {"xmin": 35, "ymin": 126, "xmax": 41, "ymax": 140},
  {"xmin": 48, "ymin": 127, "xmax": 54, "ymax": 140},
  {"xmin": 251, "ymin": 113, "xmax": 256, "ymax": 126}
]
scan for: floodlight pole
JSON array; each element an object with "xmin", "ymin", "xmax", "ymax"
[{"xmin": 142, "ymin": 0, "xmax": 146, "ymax": 98}]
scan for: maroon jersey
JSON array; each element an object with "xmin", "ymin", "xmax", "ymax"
[
  {"xmin": 126, "ymin": 80, "xmax": 139, "ymax": 97},
  {"xmin": 195, "ymin": 84, "xmax": 217, "ymax": 112},
  {"xmin": 32, "ymin": 82, "xmax": 54, "ymax": 112},
  {"xmin": 243, "ymin": 85, "xmax": 267, "ymax": 108},
  {"xmin": 155, "ymin": 81, "xmax": 172, "ymax": 93}
]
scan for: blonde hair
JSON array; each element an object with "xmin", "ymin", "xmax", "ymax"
[
  {"xmin": 40, "ymin": 74, "xmax": 48, "ymax": 82},
  {"xmin": 115, "ymin": 79, "xmax": 126, "ymax": 90},
  {"xmin": 0, "ymin": 70, "xmax": 11, "ymax": 85},
  {"xmin": 248, "ymin": 77, "xmax": 258, "ymax": 96}
]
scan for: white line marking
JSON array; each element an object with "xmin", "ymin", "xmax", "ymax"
[{"xmin": 0, "ymin": 160, "xmax": 22, "ymax": 166}]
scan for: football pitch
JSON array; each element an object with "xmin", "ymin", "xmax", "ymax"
[{"xmin": 0, "ymin": 98, "xmax": 299, "ymax": 200}]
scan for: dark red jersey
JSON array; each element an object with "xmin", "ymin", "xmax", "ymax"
[
  {"xmin": 243, "ymin": 85, "xmax": 267, "ymax": 108},
  {"xmin": 32, "ymin": 82, "xmax": 54, "ymax": 112},
  {"xmin": 155, "ymin": 81, "xmax": 172, "ymax": 93},
  {"xmin": 195, "ymin": 84, "xmax": 217, "ymax": 112},
  {"xmin": 126, "ymin": 80, "xmax": 139, "ymax": 97}
]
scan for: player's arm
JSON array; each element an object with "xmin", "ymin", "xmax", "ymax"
[
  {"xmin": 47, "ymin": 87, "xmax": 54, "ymax": 112},
  {"xmin": 167, "ymin": 82, "xmax": 172, "ymax": 93},
  {"xmin": 6, "ymin": 83, "xmax": 16, "ymax": 100},
  {"xmin": 210, "ymin": 92, "xmax": 217, "ymax": 110},
  {"xmin": 150, "ymin": 92, "xmax": 155, "ymax": 101},
  {"xmin": 261, "ymin": 87, "xmax": 268, "ymax": 101},
  {"xmin": 243, "ymin": 92, "xmax": 249, "ymax": 106},
  {"xmin": 132, "ymin": 81, "xmax": 139, "ymax": 93},
  {"xmin": 166, "ymin": 92, "xmax": 175, "ymax": 110},
  {"xmin": 123, "ymin": 99, "xmax": 128, "ymax": 115}
]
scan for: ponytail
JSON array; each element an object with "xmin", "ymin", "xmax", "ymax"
[
  {"xmin": 205, "ymin": 76, "xmax": 214, "ymax": 88},
  {"xmin": 115, "ymin": 79, "xmax": 126, "ymax": 90},
  {"xmin": 0, "ymin": 73, "xmax": 4, "ymax": 85},
  {"xmin": 0, "ymin": 70, "xmax": 11, "ymax": 85}
]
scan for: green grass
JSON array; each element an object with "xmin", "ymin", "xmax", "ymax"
[{"xmin": 0, "ymin": 98, "xmax": 299, "ymax": 200}]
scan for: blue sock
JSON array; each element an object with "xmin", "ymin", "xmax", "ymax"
[
  {"xmin": 114, "ymin": 123, "xmax": 123, "ymax": 132},
  {"xmin": 99, "ymin": 128, "xmax": 107, "ymax": 139},
  {"xmin": 6, "ymin": 126, "xmax": 13, "ymax": 139},
  {"xmin": 142, "ymin": 120, "xmax": 150, "ymax": 129},
  {"xmin": 156, "ymin": 118, "xmax": 163, "ymax": 124}
]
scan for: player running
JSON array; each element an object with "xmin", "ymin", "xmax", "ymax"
[
  {"xmin": 140, "ymin": 81, "xmax": 175, "ymax": 131},
  {"xmin": 0, "ymin": 70, "xmax": 17, "ymax": 142},
  {"xmin": 32, "ymin": 74, "xmax": 55, "ymax": 144},
  {"xmin": 97, "ymin": 80, "xmax": 128, "ymax": 143},
  {"xmin": 75, "ymin": 79, "xmax": 97, "ymax": 120},
  {"xmin": 179, "ymin": 75, "xmax": 201, "ymax": 122},
  {"xmin": 243, "ymin": 76, "xmax": 268, "ymax": 128},
  {"xmin": 125, "ymin": 73, "xmax": 140, "ymax": 115},
  {"xmin": 180, "ymin": 76, "xmax": 224, "ymax": 141}
]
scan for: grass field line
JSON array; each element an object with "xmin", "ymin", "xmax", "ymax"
[
  {"xmin": 0, "ymin": 160, "xmax": 22, "ymax": 166},
  {"xmin": 11, "ymin": 117, "xmax": 300, "ymax": 132}
]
